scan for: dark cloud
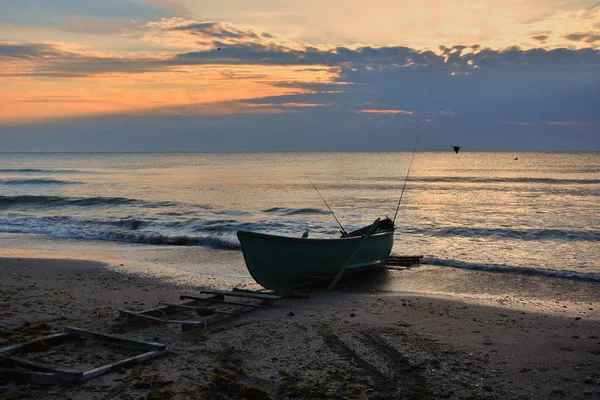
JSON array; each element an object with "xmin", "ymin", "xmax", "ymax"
[
  {"xmin": 531, "ymin": 34, "xmax": 549, "ymax": 42},
  {"xmin": 564, "ymin": 32, "xmax": 600, "ymax": 43},
  {"xmin": 0, "ymin": 42, "xmax": 163, "ymax": 77},
  {"xmin": 2, "ymin": 41, "xmax": 598, "ymax": 152},
  {"xmin": 0, "ymin": 43, "xmax": 62, "ymax": 59},
  {"xmin": 4, "ymin": 41, "xmax": 598, "ymax": 78},
  {"xmin": 166, "ymin": 22, "xmax": 259, "ymax": 40}
]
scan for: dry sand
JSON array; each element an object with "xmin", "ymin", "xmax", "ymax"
[{"xmin": 1, "ymin": 254, "xmax": 599, "ymax": 400}]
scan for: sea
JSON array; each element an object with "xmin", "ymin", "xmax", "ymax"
[{"xmin": 0, "ymin": 152, "xmax": 599, "ymax": 283}]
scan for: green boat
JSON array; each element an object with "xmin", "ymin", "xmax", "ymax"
[{"xmin": 237, "ymin": 218, "xmax": 394, "ymax": 291}]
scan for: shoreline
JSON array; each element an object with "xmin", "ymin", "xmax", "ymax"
[{"xmin": 1, "ymin": 253, "xmax": 599, "ymax": 399}]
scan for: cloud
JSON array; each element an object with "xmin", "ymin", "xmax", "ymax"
[
  {"xmin": 166, "ymin": 22, "xmax": 260, "ymax": 40},
  {"xmin": 0, "ymin": 42, "xmax": 164, "ymax": 77},
  {"xmin": 5, "ymin": 38, "xmax": 599, "ymax": 79},
  {"xmin": 0, "ymin": 43, "xmax": 62, "ymax": 59},
  {"xmin": 2, "ymin": 40, "xmax": 598, "ymax": 135},
  {"xmin": 564, "ymin": 32, "xmax": 600, "ymax": 43},
  {"xmin": 144, "ymin": 18, "xmax": 278, "ymax": 48},
  {"xmin": 17, "ymin": 95, "xmax": 109, "ymax": 103},
  {"xmin": 531, "ymin": 34, "xmax": 549, "ymax": 42},
  {"xmin": 546, "ymin": 121, "xmax": 599, "ymax": 127},
  {"xmin": 358, "ymin": 109, "xmax": 414, "ymax": 115}
]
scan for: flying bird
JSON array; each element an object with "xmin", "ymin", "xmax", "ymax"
[{"xmin": 451, "ymin": 145, "xmax": 461, "ymax": 154}]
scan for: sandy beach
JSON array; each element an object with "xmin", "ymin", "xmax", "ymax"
[{"xmin": 1, "ymin": 247, "xmax": 599, "ymax": 400}]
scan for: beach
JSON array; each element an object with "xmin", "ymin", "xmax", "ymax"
[
  {"xmin": 1, "ymin": 152, "xmax": 599, "ymax": 399},
  {"xmin": 1, "ymin": 246, "xmax": 599, "ymax": 400}
]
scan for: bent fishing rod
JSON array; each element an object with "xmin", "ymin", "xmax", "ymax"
[
  {"xmin": 392, "ymin": 137, "xmax": 419, "ymax": 225},
  {"xmin": 299, "ymin": 167, "xmax": 348, "ymax": 237}
]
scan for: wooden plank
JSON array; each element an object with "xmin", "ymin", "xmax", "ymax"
[
  {"xmin": 329, "ymin": 218, "xmax": 380, "ymax": 291},
  {"xmin": 0, "ymin": 332, "xmax": 72, "ymax": 357},
  {"xmin": 117, "ymin": 309, "xmax": 208, "ymax": 328},
  {"xmin": 180, "ymin": 301, "xmax": 256, "ymax": 333},
  {"xmin": 5, "ymin": 356, "xmax": 83, "ymax": 381},
  {"xmin": 180, "ymin": 295, "xmax": 267, "ymax": 309},
  {"xmin": 118, "ymin": 299, "xmax": 200, "ymax": 320},
  {"xmin": 211, "ymin": 289, "xmax": 281, "ymax": 300},
  {"xmin": 82, "ymin": 350, "xmax": 167, "ymax": 381},
  {"xmin": 65, "ymin": 327, "xmax": 166, "ymax": 351},
  {"xmin": 387, "ymin": 255, "xmax": 423, "ymax": 263},
  {"xmin": 0, "ymin": 367, "xmax": 56, "ymax": 385},
  {"xmin": 200, "ymin": 289, "xmax": 278, "ymax": 306},
  {"xmin": 157, "ymin": 302, "xmax": 233, "ymax": 314}
]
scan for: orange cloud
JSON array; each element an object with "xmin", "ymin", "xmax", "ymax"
[
  {"xmin": 0, "ymin": 61, "xmax": 335, "ymax": 123},
  {"xmin": 546, "ymin": 121, "xmax": 599, "ymax": 127},
  {"xmin": 358, "ymin": 109, "xmax": 413, "ymax": 115}
]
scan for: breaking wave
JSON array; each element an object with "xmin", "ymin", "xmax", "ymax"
[
  {"xmin": 0, "ymin": 168, "xmax": 89, "ymax": 174},
  {"xmin": 0, "ymin": 178, "xmax": 80, "ymax": 185},
  {"xmin": 262, "ymin": 207, "xmax": 330, "ymax": 215},
  {"xmin": 425, "ymin": 257, "xmax": 600, "ymax": 282},
  {"xmin": 0, "ymin": 195, "xmax": 141, "ymax": 208},
  {"xmin": 411, "ymin": 176, "xmax": 600, "ymax": 185},
  {"xmin": 0, "ymin": 220, "xmax": 241, "ymax": 250},
  {"xmin": 0, "ymin": 195, "xmax": 179, "ymax": 209},
  {"xmin": 405, "ymin": 226, "xmax": 600, "ymax": 242}
]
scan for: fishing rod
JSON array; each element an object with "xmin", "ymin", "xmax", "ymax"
[
  {"xmin": 392, "ymin": 137, "xmax": 419, "ymax": 224},
  {"xmin": 300, "ymin": 167, "xmax": 348, "ymax": 237}
]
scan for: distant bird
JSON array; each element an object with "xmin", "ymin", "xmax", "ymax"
[
  {"xmin": 451, "ymin": 145, "xmax": 461, "ymax": 154},
  {"xmin": 217, "ymin": 47, "xmax": 221, "ymax": 51},
  {"xmin": 514, "ymin": 157, "xmax": 519, "ymax": 160},
  {"xmin": 301, "ymin": 230, "xmax": 309, "ymax": 238}
]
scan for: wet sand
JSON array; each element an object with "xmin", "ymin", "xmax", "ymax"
[{"xmin": 1, "ymin": 252, "xmax": 599, "ymax": 400}]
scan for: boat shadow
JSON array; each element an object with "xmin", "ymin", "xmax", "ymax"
[{"xmin": 306, "ymin": 267, "xmax": 394, "ymax": 293}]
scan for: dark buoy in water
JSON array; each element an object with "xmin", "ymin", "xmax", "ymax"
[{"xmin": 451, "ymin": 145, "xmax": 461, "ymax": 154}]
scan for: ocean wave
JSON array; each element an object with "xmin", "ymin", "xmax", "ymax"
[
  {"xmin": 411, "ymin": 176, "xmax": 600, "ymax": 185},
  {"xmin": 0, "ymin": 221, "xmax": 241, "ymax": 250},
  {"xmin": 0, "ymin": 195, "xmax": 180, "ymax": 209},
  {"xmin": 0, "ymin": 195, "xmax": 141, "ymax": 208},
  {"xmin": 0, "ymin": 178, "xmax": 80, "ymax": 185},
  {"xmin": 96, "ymin": 231, "xmax": 241, "ymax": 249},
  {"xmin": 425, "ymin": 257, "xmax": 600, "ymax": 282},
  {"xmin": 404, "ymin": 226, "xmax": 600, "ymax": 242},
  {"xmin": 0, "ymin": 168, "xmax": 89, "ymax": 174},
  {"xmin": 262, "ymin": 207, "xmax": 329, "ymax": 215}
]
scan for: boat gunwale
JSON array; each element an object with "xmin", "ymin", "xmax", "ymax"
[{"xmin": 236, "ymin": 229, "xmax": 395, "ymax": 244}]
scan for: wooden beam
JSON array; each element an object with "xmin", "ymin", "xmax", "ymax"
[
  {"xmin": 179, "ymin": 295, "xmax": 267, "ymax": 309},
  {"xmin": 65, "ymin": 327, "xmax": 166, "ymax": 351},
  {"xmin": 0, "ymin": 332, "xmax": 71, "ymax": 357},
  {"xmin": 206, "ymin": 289, "xmax": 281, "ymax": 300},
  {"xmin": 5, "ymin": 357, "xmax": 83, "ymax": 381},
  {"xmin": 117, "ymin": 309, "xmax": 208, "ymax": 328},
  {"xmin": 157, "ymin": 302, "xmax": 233, "ymax": 314},
  {"xmin": 82, "ymin": 350, "xmax": 167, "ymax": 381},
  {"xmin": 329, "ymin": 218, "xmax": 380, "ymax": 291}
]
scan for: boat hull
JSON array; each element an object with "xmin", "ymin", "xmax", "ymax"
[{"xmin": 237, "ymin": 230, "xmax": 394, "ymax": 291}]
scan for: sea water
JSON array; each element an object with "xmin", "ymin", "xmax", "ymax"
[{"xmin": 0, "ymin": 152, "xmax": 598, "ymax": 282}]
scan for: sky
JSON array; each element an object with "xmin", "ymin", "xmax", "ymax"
[{"xmin": 0, "ymin": 0, "xmax": 599, "ymax": 151}]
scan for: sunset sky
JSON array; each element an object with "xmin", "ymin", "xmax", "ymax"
[{"xmin": 1, "ymin": 0, "xmax": 599, "ymax": 151}]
